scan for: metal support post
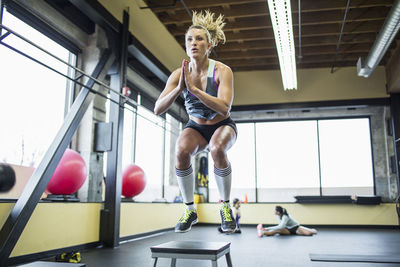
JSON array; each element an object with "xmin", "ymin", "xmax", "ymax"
[
  {"xmin": 390, "ymin": 93, "xmax": 400, "ymax": 186},
  {"xmin": 100, "ymin": 10, "xmax": 129, "ymax": 248}
]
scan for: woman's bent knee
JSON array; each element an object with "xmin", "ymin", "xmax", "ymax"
[
  {"xmin": 175, "ymin": 145, "xmax": 193, "ymax": 168},
  {"xmin": 209, "ymin": 143, "xmax": 226, "ymax": 160}
]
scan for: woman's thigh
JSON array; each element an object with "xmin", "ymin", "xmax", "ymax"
[
  {"xmin": 176, "ymin": 128, "xmax": 208, "ymax": 156},
  {"xmin": 277, "ymin": 228, "xmax": 291, "ymax": 235},
  {"xmin": 296, "ymin": 226, "xmax": 313, "ymax": 236},
  {"xmin": 209, "ymin": 125, "xmax": 237, "ymax": 152}
]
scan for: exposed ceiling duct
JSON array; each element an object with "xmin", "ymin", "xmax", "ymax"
[{"xmin": 357, "ymin": 0, "xmax": 400, "ymax": 78}]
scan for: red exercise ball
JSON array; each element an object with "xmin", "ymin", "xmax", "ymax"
[
  {"xmin": 122, "ymin": 164, "xmax": 146, "ymax": 198},
  {"xmin": 46, "ymin": 149, "xmax": 87, "ymax": 195}
]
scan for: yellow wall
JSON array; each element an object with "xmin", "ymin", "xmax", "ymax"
[
  {"xmin": 0, "ymin": 204, "xmax": 14, "ymax": 228},
  {"xmin": 233, "ymin": 66, "xmax": 388, "ymax": 106},
  {"xmin": 120, "ymin": 203, "xmax": 182, "ymax": 237},
  {"xmin": 0, "ymin": 203, "xmax": 102, "ymax": 257},
  {"xmin": 98, "ymin": 0, "xmax": 187, "ymax": 72},
  {"xmin": 197, "ymin": 203, "xmax": 398, "ymax": 226}
]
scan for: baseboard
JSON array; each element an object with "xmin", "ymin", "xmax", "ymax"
[
  {"xmin": 196, "ymin": 223, "xmax": 399, "ymax": 229},
  {"xmin": 8, "ymin": 241, "xmax": 101, "ymax": 266}
]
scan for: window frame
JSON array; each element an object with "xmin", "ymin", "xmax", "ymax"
[
  {"xmin": 233, "ymin": 115, "xmax": 376, "ymax": 202},
  {"xmin": 2, "ymin": 0, "xmax": 81, "ymax": 54}
]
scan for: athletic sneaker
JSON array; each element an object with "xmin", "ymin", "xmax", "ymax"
[
  {"xmin": 175, "ymin": 209, "xmax": 198, "ymax": 233},
  {"xmin": 219, "ymin": 202, "xmax": 237, "ymax": 233},
  {"xmin": 257, "ymin": 223, "xmax": 264, "ymax": 237}
]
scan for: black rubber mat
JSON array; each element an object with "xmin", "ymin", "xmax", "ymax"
[{"xmin": 310, "ymin": 253, "xmax": 400, "ymax": 263}]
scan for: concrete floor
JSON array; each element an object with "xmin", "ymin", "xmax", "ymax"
[{"xmin": 78, "ymin": 225, "xmax": 400, "ymax": 267}]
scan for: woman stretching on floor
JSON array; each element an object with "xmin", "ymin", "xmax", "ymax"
[{"xmin": 257, "ymin": 206, "xmax": 317, "ymax": 237}]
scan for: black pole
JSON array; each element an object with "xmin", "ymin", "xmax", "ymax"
[
  {"xmin": 100, "ymin": 9, "xmax": 129, "ymax": 248},
  {"xmin": 254, "ymin": 123, "xmax": 258, "ymax": 203},
  {"xmin": 0, "ymin": 0, "xmax": 3, "ymax": 36},
  {"xmin": 297, "ymin": 0, "xmax": 302, "ymax": 60},
  {"xmin": 331, "ymin": 0, "xmax": 351, "ymax": 73},
  {"xmin": 0, "ymin": 49, "xmax": 113, "ymax": 265},
  {"xmin": 316, "ymin": 120, "xmax": 323, "ymax": 196},
  {"xmin": 161, "ymin": 122, "xmax": 166, "ymax": 199},
  {"xmin": 390, "ymin": 94, "xmax": 400, "ymax": 187}
]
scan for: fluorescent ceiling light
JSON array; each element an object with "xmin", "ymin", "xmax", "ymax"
[{"xmin": 267, "ymin": 0, "xmax": 297, "ymax": 90}]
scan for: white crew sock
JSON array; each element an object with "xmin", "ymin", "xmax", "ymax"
[
  {"xmin": 214, "ymin": 164, "xmax": 232, "ymax": 202},
  {"xmin": 176, "ymin": 165, "xmax": 195, "ymax": 211}
]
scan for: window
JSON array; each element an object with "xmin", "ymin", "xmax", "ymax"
[
  {"xmin": 121, "ymin": 101, "xmax": 182, "ymax": 202},
  {"xmin": 0, "ymin": 9, "xmax": 74, "ymax": 167},
  {"xmin": 256, "ymin": 121, "xmax": 320, "ymax": 202},
  {"xmin": 209, "ymin": 123, "xmax": 257, "ymax": 202},
  {"xmin": 133, "ymin": 105, "xmax": 165, "ymax": 201},
  {"xmin": 163, "ymin": 114, "xmax": 182, "ymax": 202},
  {"xmin": 209, "ymin": 117, "xmax": 374, "ymax": 202},
  {"xmin": 122, "ymin": 104, "xmax": 137, "ymax": 169},
  {"xmin": 318, "ymin": 118, "xmax": 374, "ymax": 195}
]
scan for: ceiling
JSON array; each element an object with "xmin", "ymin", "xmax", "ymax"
[{"xmin": 148, "ymin": 0, "xmax": 397, "ymax": 72}]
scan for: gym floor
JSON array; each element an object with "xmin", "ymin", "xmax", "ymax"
[{"xmin": 77, "ymin": 225, "xmax": 400, "ymax": 267}]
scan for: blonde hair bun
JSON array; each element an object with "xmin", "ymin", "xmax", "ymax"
[{"xmin": 191, "ymin": 10, "xmax": 226, "ymax": 47}]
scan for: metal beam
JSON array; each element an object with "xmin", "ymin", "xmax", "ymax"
[
  {"xmin": 386, "ymin": 40, "xmax": 400, "ymax": 93},
  {"xmin": 0, "ymin": 30, "xmax": 9, "ymax": 41},
  {"xmin": 68, "ymin": 0, "xmax": 170, "ymax": 84},
  {"xmin": 0, "ymin": 49, "xmax": 114, "ymax": 265},
  {"xmin": 0, "ymin": 0, "xmax": 3, "ymax": 36},
  {"xmin": 390, "ymin": 93, "xmax": 400, "ymax": 186},
  {"xmin": 127, "ymin": 45, "xmax": 169, "ymax": 83},
  {"xmin": 68, "ymin": 0, "xmax": 120, "ymax": 34},
  {"xmin": 4, "ymin": 0, "xmax": 81, "ymax": 54},
  {"xmin": 100, "ymin": 10, "xmax": 129, "ymax": 248},
  {"xmin": 332, "ymin": 0, "xmax": 350, "ymax": 73}
]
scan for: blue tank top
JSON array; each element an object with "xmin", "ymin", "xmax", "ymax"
[{"xmin": 183, "ymin": 59, "xmax": 219, "ymax": 120}]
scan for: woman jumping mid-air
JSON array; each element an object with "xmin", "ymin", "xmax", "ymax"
[{"xmin": 154, "ymin": 10, "xmax": 237, "ymax": 233}]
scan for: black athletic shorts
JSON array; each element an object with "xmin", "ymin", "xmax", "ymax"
[
  {"xmin": 288, "ymin": 225, "xmax": 300, "ymax": 235},
  {"xmin": 184, "ymin": 117, "xmax": 237, "ymax": 143}
]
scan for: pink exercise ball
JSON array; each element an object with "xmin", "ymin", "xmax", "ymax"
[
  {"xmin": 46, "ymin": 149, "xmax": 87, "ymax": 195},
  {"xmin": 122, "ymin": 164, "xmax": 146, "ymax": 198}
]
